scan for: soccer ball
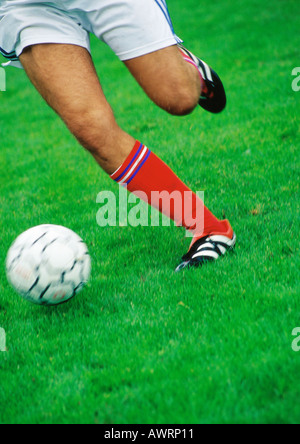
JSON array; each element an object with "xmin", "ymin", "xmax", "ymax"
[{"xmin": 6, "ymin": 225, "xmax": 91, "ymax": 306}]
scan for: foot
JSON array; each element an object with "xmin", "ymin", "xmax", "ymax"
[
  {"xmin": 178, "ymin": 44, "xmax": 227, "ymax": 114},
  {"xmin": 175, "ymin": 232, "xmax": 236, "ymax": 272}
]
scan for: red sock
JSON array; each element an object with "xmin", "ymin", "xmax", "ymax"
[{"xmin": 111, "ymin": 141, "xmax": 233, "ymax": 246}]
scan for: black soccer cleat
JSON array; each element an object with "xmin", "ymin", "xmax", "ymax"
[
  {"xmin": 175, "ymin": 233, "xmax": 236, "ymax": 272},
  {"xmin": 178, "ymin": 44, "xmax": 227, "ymax": 114}
]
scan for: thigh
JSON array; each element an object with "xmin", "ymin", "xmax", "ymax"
[
  {"xmin": 124, "ymin": 45, "xmax": 184, "ymax": 93},
  {"xmin": 123, "ymin": 45, "xmax": 201, "ymax": 115},
  {"xmin": 19, "ymin": 44, "xmax": 110, "ymax": 125},
  {"xmin": 19, "ymin": 43, "xmax": 136, "ymax": 173}
]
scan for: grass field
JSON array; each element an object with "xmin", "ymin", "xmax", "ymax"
[{"xmin": 0, "ymin": 0, "xmax": 299, "ymax": 424}]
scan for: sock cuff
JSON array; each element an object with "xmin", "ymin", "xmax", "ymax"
[{"xmin": 111, "ymin": 141, "xmax": 151, "ymax": 186}]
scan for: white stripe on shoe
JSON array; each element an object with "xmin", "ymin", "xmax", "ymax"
[{"xmin": 175, "ymin": 233, "xmax": 236, "ymax": 272}]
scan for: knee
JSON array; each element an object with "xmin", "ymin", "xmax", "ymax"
[
  {"xmin": 168, "ymin": 89, "xmax": 199, "ymax": 116},
  {"xmin": 160, "ymin": 85, "xmax": 199, "ymax": 116}
]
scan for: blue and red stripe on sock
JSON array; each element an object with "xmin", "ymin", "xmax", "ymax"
[{"xmin": 111, "ymin": 141, "xmax": 151, "ymax": 186}]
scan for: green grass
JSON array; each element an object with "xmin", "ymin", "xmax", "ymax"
[{"xmin": 0, "ymin": 0, "xmax": 299, "ymax": 424}]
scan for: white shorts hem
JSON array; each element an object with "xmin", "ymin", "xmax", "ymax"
[
  {"xmin": 117, "ymin": 37, "xmax": 178, "ymax": 61},
  {"xmin": 15, "ymin": 35, "xmax": 90, "ymax": 57}
]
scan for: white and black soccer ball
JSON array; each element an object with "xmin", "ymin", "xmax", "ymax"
[{"xmin": 6, "ymin": 225, "xmax": 91, "ymax": 306}]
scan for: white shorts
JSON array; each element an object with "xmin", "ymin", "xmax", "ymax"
[{"xmin": 0, "ymin": 0, "xmax": 181, "ymax": 68}]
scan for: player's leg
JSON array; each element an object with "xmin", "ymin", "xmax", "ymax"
[
  {"xmin": 19, "ymin": 44, "xmax": 134, "ymax": 174},
  {"xmin": 124, "ymin": 44, "xmax": 227, "ymax": 116},
  {"xmin": 88, "ymin": 0, "xmax": 226, "ymax": 116},
  {"xmin": 124, "ymin": 45, "xmax": 202, "ymax": 116},
  {"xmin": 20, "ymin": 44, "xmax": 235, "ymax": 271}
]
